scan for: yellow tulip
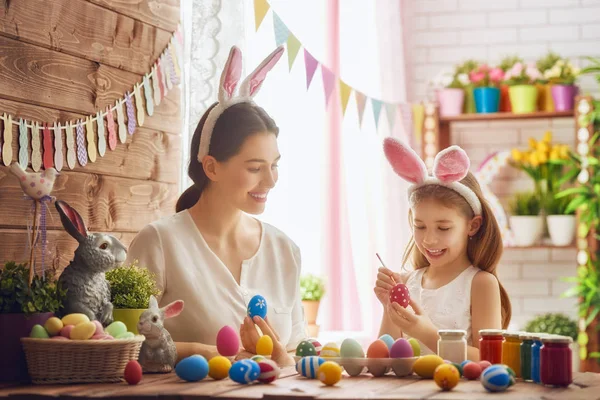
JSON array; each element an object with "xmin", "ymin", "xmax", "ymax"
[
  {"xmin": 530, "ymin": 152, "xmax": 540, "ymax": 167},
  {"xmin": 543, "ymin": 131, "xmax": 552, "ymax": 143},
  {"xmin": 537, "ymin": 141, "xmax": 549, "ymax": 153},
  {"xmin": 538, "ymin": 151, "xmax": 548, "ymax": 164},
  {"xmin": 560, "ymin": 145, "xmax": 570, "ymax": 159},
  {"xmin": 528, "ymin": 138, "xmax": 537, "ymax": 149},
  {"xmin": 511, "ymin": 149, "xmax": 523, "ymax": 162},
  {"xmin": 550, "ymin": 150, "xmax": 560, "ymax": 161}
]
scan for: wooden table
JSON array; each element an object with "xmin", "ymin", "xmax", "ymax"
[{"xmin": 1, "ymin": 368, "xmax": 599, "ymax": 400}]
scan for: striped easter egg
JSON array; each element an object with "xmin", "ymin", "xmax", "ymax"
[
  {"xmin": 258, "ymin": 360, "xmax": 280, "ymax": 383},
  {"xmin": 296, "ymin": 356, "xmax": 325, "ymax": 379},
  {"xmin": 481, "ymin": 365, "xmax": 511, "ymax": 393},
  {"xmin": 229, "ymin": 360, "xmax": 260, "ymax": 384},
  {"xmin": 308, "ymin": 338, "xmax": 323, "ymax": 355}
]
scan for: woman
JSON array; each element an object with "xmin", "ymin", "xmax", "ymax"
[{"xmin": 127, "ymin": 46, "xmax": 307, "ymax": 366}]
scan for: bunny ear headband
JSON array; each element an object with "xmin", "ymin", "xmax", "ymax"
[
  {"xmin": 382, "ymin": 138, "xmax": 482, "ymax": 216},
  {"xmin": 197, "ymin": 45, "xmax": 285, "ymax": 162}
]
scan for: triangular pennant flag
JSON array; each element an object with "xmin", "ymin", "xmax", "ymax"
[
  {"xmin": 254, "ymin": 0, "xmax": 270, "ymax": 31},
  {"xmin": 355, "ymin": 91, "xmax": 367, "ymax": 127},
  {"xmin": 385, "ymin": 103, "xmax": 396, "ymax": 132},
  {"xmin": 321, "ymin": 65, "xmax": 336, "ymax": 107},
  {"xmin": 399, "ymin": 103, "xmax": 413, "ymax": 140},
  {"xmin": 339, "ymin": 79, "xmax": 352, "ymax": 116},
  {"xmin": 372, "ymin": 99, "xmax": 383, "ymax": 130},
  {"xmin": 273, "ymin": 13, "xmax": 290, "ymax": 46},
  {"xmin": 304, "ymin": 49, "xmax": 319, "ymax": 89},
  {"xmin": 287, "ymin": 32, "xmax": 301, "ymax": 71}
]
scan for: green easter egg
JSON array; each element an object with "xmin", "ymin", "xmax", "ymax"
[
  {"xmin": 30, "ymin": 324, "xmax": 50, "ymax": 339},
  {"xmin": 105, "ymin": 321, "xmax": 127, "ymax": 338},
  {"xmin": 408, "ymin": 338, "xmax": 421, "ymax": 357},
  {"xmin": 295, "ymin": 340, "xmax": 317, "ymax": 357},
  {"xmin": 116, "ymin": 332, "xmax": 135, "ymax": 340},
  {"xmin": 451, "ymin": 362, "xmax": 463, "ymax": 377}
]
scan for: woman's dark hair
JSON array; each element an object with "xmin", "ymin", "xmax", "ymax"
[{"xmin": 176, "ymin": 102, "xmax": 279, "ymax": 212}]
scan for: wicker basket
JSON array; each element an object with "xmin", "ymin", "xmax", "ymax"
[{"xmin": 21, "ymin": 336, "xmax": 145, "ymax": 384}]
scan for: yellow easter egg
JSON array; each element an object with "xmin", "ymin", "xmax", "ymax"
[
  {"xmin": 256, "ymin": 335, "xmax": 274, "ymax": 356},
  {"xmin": 321, "ymin": 342, "xmax": 341, "ymax": 358},
  {"xmin": 413, "ymin": 354, "xmax": 445, "ymax": 379},
  {"xmin": 208, "ymin": 356, "xmax": 232, "ymax": 380},
  {"xmin": 44, "ymin": 317, "xmax": 63, "ymax": 336},
  {"xmin": 70, "ymin": 321, "xmax": 96, "ymax": 340},
  {"xmin": 434, "ymin": 364, "xmax": 460, "ymax": 391},
  {"xmin": 318, "ymin": 361, "xmax": 342, "ymax": 386},
  {"xmin": 61, "ymin": 313, "xmax": 90, "ymax": 327}
]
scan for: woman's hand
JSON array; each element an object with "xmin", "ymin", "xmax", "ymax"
[
  {"xmin": 374, "ymin": 267, "xmax": 403, "ymax": 307},
  {"xmin": 239, "ymin": 316, "xmax": 292, "ymax": 365},
  {"xmin": 386, "ymin": 299, "xmax": 438, "ymax": 347}
]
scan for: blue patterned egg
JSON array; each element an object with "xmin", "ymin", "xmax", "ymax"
[
  {"xmin": 247, "ymin": 295, "xmax": 268, "ymax": 319},
  {"xmin": 175, "ymin": 355, "xmax": 209, "ymax": 382},
  {"xmin": 229, "ymin": 360, "xmax": 260, "ymax": 384},
  {"xmin": 481, "ymin": 365, "xmax": 510, "ymax": 392},
  {"xmin": 296, "ymin": 356, "xmax": 325, "ymax": 379}
]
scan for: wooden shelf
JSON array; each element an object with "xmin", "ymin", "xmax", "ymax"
[
  {"xmin": 439, "ymin": 110, "xmax": 574, "ymax": 123},
  {"xmin": 505, "ymin": 244, "xmax": 576, "ymax": 250}
]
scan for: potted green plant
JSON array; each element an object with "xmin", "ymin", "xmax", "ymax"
[
  {"xmin": 0, "ymin": 261, "xmax": 66, "ymax": 382},
  {"xmin": 429, "ymin": 68, "xmax": 469, "ymax": 117},
  {"xmin": 503, "ymin": 62, "xmax": 542, "ymax": 113},
  {"xmin": 499, "ymin": 55, "xmax": 524, "ymax": 112},
  {"xmin": 509, "ymin": 191, "xmax": 543, "ymax": 246},
  {"xmin": 544, "ymin": 58, "xmax": 581, "ymax": 111},
  {"xmin": 525, "ymin": 312, "xmax": 578, "ymax": 340},
  {"xmin": 105, "ymin": 260, "xmax": 161, "ymax": 334},
  {"xmin": 545, "ymin": 194, "xmax": 576, "ymax": 246},
  {"xmin": 469, "ymin": 64, "xmax": 505, "ymax": 113},
  {"xmin": 456, "ymin": 59, "xmax": 480, "ymax": 114},
  {"xmin": 300, "ymin": 274, "xmax": 325, "ymax": 337},
  {"xmin": 536, "ymin": 51, "xmax": 562, "ymax": 112}
]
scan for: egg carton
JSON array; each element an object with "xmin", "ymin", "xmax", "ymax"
[{"xmin": 294, "ymin": 356, "xmax": 418, "ymax": 377}]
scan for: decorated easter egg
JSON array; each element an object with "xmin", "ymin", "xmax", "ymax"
[
  {"xmin": 251, "ymin": 355, "xmax": 266, "ymax": 363},
  {"xmin": 451, "ymin": 362, "xmax": 463, "ymax": 377},
  {"xmin": 44, "ymin": 317, "xmax": 63, "ymax": 336},
  {"xmin": 460, "ymin": 360, "xmax": 471, "ymax": 368},
  {"xmin": 481, "ymin": 365, "xmax": 510, "ymax": 392},
  {"xmin": 117, "ymin": 332, "xmax": 135, "ymax": 340},
  {"xmin": 498, "ymin": 364, "xmax": 516, "ymax": 386},
  {"xmin": 30, "ymin": 324, "xmax": 50, "ymax": 339},
  {"xmin": 216, "ymin": 326, "xmax": 240, "ymax": 357},
  {"xmin": 407, "ymin": 338, "xmax": 421, "ymax": 357},
  {"xmin": 92, "ymin": 320, "xmax": 104, "ymax": 335},
  {"xmin": 70, "ymin": 321, "xmax": 97, "ymax": 340},
  {"xmin": 61, "ymin": 313, "xmax": 90, "ymax": 326},
  {"xmin": 367, "ymin": 340, "xmax": 390, "ymax": 358},
  {"xmin": 308, "ymin": 338, "xmax": 322, "ymax": 355},
  {"xmin": 124, "ymin": 360, "xmax": 143, "ymax": 385},
  {"xmin": 51, "ymin": 335, "xmax": 69, "ymax": 340},
  {"xmin": 379, "ymin": 334, "xmax": 395, "ymax": 350},
  {"xmin": 256, "ymin": 335, "xmax": 273, "ymax": 356},
  {"xmin": 320, "ymin": 342, "xmax": 341, "ymax": 358},
  {"xmin": 176, "ymin": 355, "xmax": 209, "ymax": 382},
  {"xmin": 296, "ymin": 356, "xmax": 325, "ymax": 378},
  {"xmin": 434, "ymin": 363, "xmax": 460, "ymax": 391},
  {"xmin": 229, "ymin": 360, "xmax": 260, "ymax": 384},
  {"xmin": 390, "ymin": 338, "xmax": 414, "ymax": 358},
  {"xmin": 389, "ymin": 283, "xmax": 410, "ymax": 308},
  {"xmin": 258, "ymin": 359, "xmax": 280, "ymax": 383},
  {"xmin": 296, "ymin": 340, "xmax": 317, "ymax": 357},
  {"xmin": 105, "ymin": 321, "xmax": 127, "ymax": 338},
  {"xmin": 318, "ymin": 361, "xmax": 343, "ymax": 386},
  {"xmin": 479, "ymin": 360, "xmax": 492, "ymax": 372},
  {"xmin": 59, "ymin": 325, "xmax": 74, "ymax": 338},
  {"xmin": 413, "ymin": 355, "xmax": 444, "ymax": 378},
  {"xmin": 340, "ymin": 338, "xmax": 365, "ymax": 376},
  {"xmin": 208, "ymin": 356, "xmax": 231, "ymax": 380},
  {"xmin": 463, "ymin": 362, "xmax": 482, "ymax": 380},
  {"xmin": 247, "ymin": 295, "xmax": 268, "ymax": 319}
]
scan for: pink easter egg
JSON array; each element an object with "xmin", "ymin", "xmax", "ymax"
[
  {"xmin": 216, "ymin": 326, "xmax": 239, "ymax": 357},
  {"xmin": 51, "ymin": 335, "xmax": 69, "ymax": 340},
  {"xmin": 60, "ymin": 325, "xmax": 74, "ymax": 338},
  {"xmin": 389, "ymin": 338, "xmax": 414, "ymax": 358},
  {"xmin": 91, "ymin": 334, "xmax": 114, "ymax": 340},
  {"xmin": 389, "ymin": 283, "xmax": 410, "ymax": 308},
  {"xmin": 92, "ymin": 320, "xmax": 104, "ymax": 335}
]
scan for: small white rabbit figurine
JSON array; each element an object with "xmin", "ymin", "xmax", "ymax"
[{"xmin": 137, "ymin": 295, "xmax": 184, "ymax": 373}]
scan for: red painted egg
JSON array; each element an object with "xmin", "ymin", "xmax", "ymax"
[
  {"xmin": 308, "ymin": 338, "xmax": 323, "ymax": 355},
  {"xmin": 463, "ymin": 362, "xmax": 482, "ymax": 380},
  {"xmin": 257, "ymin": 359, "xmax": 280, "ymax": 384},
  {"xmin": 479, "ymin": 360, "xmax": 492, "ymax": 372},
  {"xmin": 389, "ymin": 283, "xmax": 410, "ymax": 308},
  {"xmin": 124, "ymin": 360, "xmax": 143, "ymax": 385}
]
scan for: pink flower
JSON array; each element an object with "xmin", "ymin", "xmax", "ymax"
[
  {"xmin": 469, "ymin": 71, "xmax": 485, "ymax": 83},
  {"xmin": 510, "ymin": 62, "xmax": 524, "ymax": 77},
  {"xmin": 526, "ymin": 63, "xmax": 541, "ymax": 81},
  {"xmin": 489, "ymin": 67, "xmax": 504, "ymax": 82}
]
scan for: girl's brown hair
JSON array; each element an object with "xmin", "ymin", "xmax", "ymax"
[{"xmin": 402, "ymin": 171, "xmax": 512, "ymax": 329}]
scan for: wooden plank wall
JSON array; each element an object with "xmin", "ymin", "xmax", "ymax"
[{"xmin": 0, "ymin": 0, "xmax": 181, "ymax": 270}]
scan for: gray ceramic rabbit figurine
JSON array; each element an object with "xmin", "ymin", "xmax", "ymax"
[
  {"xmin": 137, "ymin": 295, "xmax": 184, "ymax": 373},
  {"xmin": 55, "ymin": 200, "xmax": 127, "ymax": 325}
]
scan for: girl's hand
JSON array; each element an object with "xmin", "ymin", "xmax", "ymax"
[
  {"xmin": 239, "ymin": 316, "xmax": 291, "ymax": 365},
  {"xmin": 374, "ymin": 267, "xmax": 403, "ymax": 307},
  {"xmin": 386, "ymin": 299, "xmax": 438, "ymax": 343}
]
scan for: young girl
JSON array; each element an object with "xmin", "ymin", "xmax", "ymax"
[
  {"xmin": 126, "ymin": 46, "xmax": 307, "ymax": 366},
  {"xmin": 374, "ymin": 138, "xmax": 511, "ymax": 361}
]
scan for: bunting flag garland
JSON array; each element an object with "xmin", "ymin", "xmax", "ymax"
[
  {"xmin": 304, "ymin": 49, "xmax": 318, "ymax": 89},
  {"xmin": 339, "ymin": 80, "xmax": 352, "ymax": 116},
  {"xmin": 286, "ymin": 33, "xmax": 301, "ymax": 71},
  {"xmin": 371, "ymin": 99, "xmax": 383, "ymax": 130},
  {"xmin": 254, "ymin": 0, "xmax": 270, "ymax": 30},
  {"xmin": 355, "ymin": 91, "xmax": 367, "ymax": 127},
  {"xmin": 321, "ymin": 66, "xmax": 336, "ymax": 107},
  {"xmin": 273, "ymin": 13, "xmax": 289, "ymax": 47},
  {"xmin": 0, "ymin": 27, "xmax": 183, "ymax": 173},
  {"xmin": 385, "ymin": 103, "xmax": 396, "ymax": 132}
]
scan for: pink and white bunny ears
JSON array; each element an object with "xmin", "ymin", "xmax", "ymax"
[
  {"xmin": 383, "ymin": 137, "xmax": 482, "ymax": 215},
  {"xmin": 197, "ymin": 45, "xmax": 285, "ymax": 162}
]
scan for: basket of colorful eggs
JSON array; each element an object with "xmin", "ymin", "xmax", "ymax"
[{"xmin": 20, "ymin": 313, "xmax": 144, "ymax": 384}]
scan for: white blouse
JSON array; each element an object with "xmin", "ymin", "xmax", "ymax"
[{"xmin": 126, "ymin": 210, "xmax": 308, "ymax": 351}]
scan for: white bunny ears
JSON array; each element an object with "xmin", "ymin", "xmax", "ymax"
[
  {"xmin": 197, "ymin": 45, "xmax": 285, "ymax": 162},
  {"xmin": 383, "ymin": 138, "xmax": 482, "ymax": 215}
]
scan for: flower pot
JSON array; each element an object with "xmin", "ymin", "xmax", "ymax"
[
  {"xmin": 474, "ymin": 87, "xmax": 500, "ymax": 113},
  {"xmin": 547, "ymin": 215, "xmax": 576, "ymax": 246},
  {"xmin": 0, "ymin": 312, "xmax": 53, "ymax": 382},
  {"xmin": 537, "ymin": 83, "xmax": 555, "ymax": 112},
  {"xmin": 500, "ymin": 84, "xmax": 511, "ymax": 112},
  {"xmin": 112, "ymin": 308, "xmax": 146, "ymax": 335},
  {"xmin": 437, "ymin": 88, "xmax": 464, "ymax": 117},
  {"xmin": 463, "ymin": 85, "xmax": 476, "ymax": 114},
  {"xmin": 302, "ymin": 300, "xmax": 320, "ymax": 325},
  {"xmin": 509, "ymin": 215, "xmax": 544, "ymax": 247},
  {"xmin": 508, "ymin": 85, "xmax": 538, "ymax": 113},
  {"xmin": 551, "ymin": 84, "xmax": 578, "ymax": 111}
]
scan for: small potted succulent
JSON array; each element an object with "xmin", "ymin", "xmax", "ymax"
[
  {"xmin": 503, "ymin": 62, "xmax": 542, "ymax": 113},
  {"xmin": 509, "ymin": 191, "xmax": 543, "ymax": 247},
  {"xmin": 429, "ymin": 68, "xmax": 469, "ymax": 117},
  {"xmin": 300, "ymin": 274, "xmax": 325, "ymax": 337},
  {"xmin": 543, "ymin": 58, "xmax": 581, "ymax": 111},
  {"xmin": 469, "ymin": 64, "xmax": 504, "ymax": 113},
  {"xmin": 105, "ymin": 260, "xmax": 161, "ymax": 334},
  {"xmin": 536, "ymin": 51, "xmax": 562, "ymax": 112}
]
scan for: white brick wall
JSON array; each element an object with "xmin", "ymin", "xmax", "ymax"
[{"xmin": 403, "ymin": 0, "xmax": 594, "ymax": 331}]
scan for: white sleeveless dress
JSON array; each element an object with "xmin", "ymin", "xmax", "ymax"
[{"xmin": 404, "ymin": 266, "xmax": 480, "ymax": 355}]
